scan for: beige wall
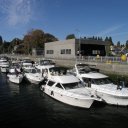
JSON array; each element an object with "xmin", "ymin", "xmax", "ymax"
[{"xmin": 45, "ymin": 39, "xmax": 76, "ymax": 59}]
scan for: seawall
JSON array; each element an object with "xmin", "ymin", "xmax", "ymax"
[
  {"xmin": 54, "ymin": 59, "xmax": 128, "ymax": 76},
  {"xmin": 2, "ymin": 54, "xmax": 128, "ymax": 76}
]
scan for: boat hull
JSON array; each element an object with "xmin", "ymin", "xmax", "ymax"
[
  {"xmin": 7, "ymin": 74, "xmax": 23, "ymax": 84},
  {"xmin": 96, "ymin": 90, "xmax": 128, "ymax": 106},
  {"xmin": 41, "ymin": 85, "xmax": 94, "ymax": 109},
  {"xmin": 25, "ymin": 74, "xmax": 44, "ymax": 85},
  {"xmin": 1, "ymin": 67, "xmax": 9, "ymax": 73}
]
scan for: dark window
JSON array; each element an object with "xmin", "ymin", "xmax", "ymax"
[
  {"xmin": 66, "ymin": 49, "xmax": 71, "ymax": 54},
  {"xmin": 47, "ymin": 50, "xmax": 54, "ymax": 54},
  {"xmin": 56, "ymin": 83, "xmax": 63, "ymax": 89},
  {"xmin": 47, "ymin": 80, "xmax": 55, "ymax": 86},
  {"xmin": 60, "ymin": 49, "xmax": 65, "ymax": 54}
]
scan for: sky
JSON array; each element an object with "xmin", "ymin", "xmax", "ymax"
[{"xmin": 0, "ymin": 0, "xmax": 128, "ymax": 44}]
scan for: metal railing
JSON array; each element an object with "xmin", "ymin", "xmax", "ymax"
[
  {"xmin": 76, "ymin": 56, "xmax": 128, "ymax": 64},
  {"xmin": 1, "ymin": 54, "xmax": 128, "ymax": 65}
]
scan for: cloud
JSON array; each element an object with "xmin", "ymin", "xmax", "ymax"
[
  {"xmin": 95, "ymin": 24, "xmax": 125, "ymax": 37},
  {"xmin": 0, "ymin": 0, "xmax": 35, "ymax": 26}
]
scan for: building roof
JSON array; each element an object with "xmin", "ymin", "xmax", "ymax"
[{"xmin": 76, "ymin": 39, "xmax": 110, "ymax": 46}]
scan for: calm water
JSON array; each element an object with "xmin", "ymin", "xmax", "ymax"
[{"xmin": 0, "ymin": 73, "xmax": 128, "ymax": 128}]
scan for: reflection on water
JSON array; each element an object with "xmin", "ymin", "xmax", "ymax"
[
  {"xmin": 8, "ymin": 82, "xmax": 20, "ymax": 95},
  {"xmin": 0, "ymin": 73, "xmax": 128, "ymax": 128}
]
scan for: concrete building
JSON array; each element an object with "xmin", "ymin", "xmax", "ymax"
[{"xmin": 45, "ymin": 39, "xmax": 110, "ymax": 59}]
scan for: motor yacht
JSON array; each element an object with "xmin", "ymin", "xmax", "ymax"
[
  {"xmin": 0, "ymin": 57, "xmax": 10, "ymax": 73},
  {"xmin": 35, "ymin": 59, "xmax": 55, "ymax": 73},
  {"xmin": 69, "ymin": 63, "xmax": 128, "ymax": 106},
  {"xmin": 40, "ymin": 66, "xmax": 101, "ymax": 109},
  {"xmin": 7, "ymin": 68, "xmax": 24, "ymax": 84},
  {"xmin": 24, "ymin": 67, "xmax": 44, "ymax": 85}
]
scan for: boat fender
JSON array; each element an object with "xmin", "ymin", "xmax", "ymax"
[{"xmin": 51, "ymin": 91, "xmax": 54, "ymax": 96}]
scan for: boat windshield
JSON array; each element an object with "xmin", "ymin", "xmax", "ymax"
[
  {"xmin": 62, "ymin": 82, "xmax": 84, "ymax": 90},
  {"xmin": 78, "ymin": 67, "xmax": 91, "ymax": 74},
  {"xmin": 91, "ymin": 78, "xmax": 112, "ymax": 85},
  {"xmin": 49, "ymin": 67, "xmax": 67, "ymax": 75},
  {"xmin": 31, "ymin": 69, "xmax": 41, "ymax": 73},
  {"xmin": 40, "ymin": 60, "xmax": 54, "ymax": 65}
]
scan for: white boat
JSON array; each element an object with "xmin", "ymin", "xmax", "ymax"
[
  {"xmin": 7, "ymin": 68, "xmax": 24, "ymax": 84},
  {"xmin": 11, "ymin": 60, "xmax": 22, "ymax": 72},
  {"xmin": 69, "ymin": 63, "xmax": 128, "ymax": 106},
  {"xmin": 21, "ymin": 59, "xmax": 33, "ymax": 70},
  {"xmin": 0, "ymin": 57, "xmax": 8, "ymax": 66},
  {"xmin": 24, "ymin": 67, "xmax": 44, "ymax": 85},
  {"xmin": 0, "ymin": 57, "xmax": 10, "ymax": 73},
  {"xmin": 40, "ymin": 66, "xmax": 101, "ymax": 109},
  {"xmin": 35, "ymin": 59, "xmax": 55, "ymax": 73}
]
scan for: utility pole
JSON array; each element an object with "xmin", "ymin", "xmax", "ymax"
[{"xmin": 75, "ymin": 29, "xmax": 81, "ymax": 52}]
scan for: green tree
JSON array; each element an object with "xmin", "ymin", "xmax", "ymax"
[
  {"xmin": 0, "ymin": 41, "xmax": 10, "ymax": 53},
  {"xmin": 0, "ymin": 36, "xmax": 3, "ymax": 45},
  {"xmin": 117, "ymin": 41, "xmax": 121, "ymax": 47},
  {"xmin": 126, "ymin": 40, "xmax": 128, "ymax": 49},
  {"xmin": 44, "ymin": 33, "xmax": 58, "ymax": 43},
  {"xmin": 105, "ymin": 36, "xmax": 109, "ymax": 42},
  {"xmin": 9, "ymin": 38, "xmax": 23, "ymax": 54},
  {"xmin": 66, "ymin": 34, "xmax": 76, "ymax": 39},
  {"xmin": 105, "ymin": 36, "xmax": 113, "ymax": 45}
]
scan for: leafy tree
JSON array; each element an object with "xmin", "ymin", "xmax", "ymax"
[
  {"xmin": 66, "ymin": 34, "xmax": 76, "ymax": 39},
  {"xmin": 0, "ymin": 41, "xmax": 10, "ymax": 53},
  {"xmin": 23, "ymin": 34, "xmax": 32, "ymax": 54},
  {"xmin": 23, "ymin": 29, "xmax": 58, "ymax": 54},
  {"xmin": 8, "ymin": 38, "xmax": 23, "ymax": 54},
  {"xmin": 44, "ymin": 33, "xmax": 58, "ymax": 43}
]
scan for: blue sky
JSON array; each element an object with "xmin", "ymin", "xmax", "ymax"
[{"xmin": 0, "ymin": 0, "xmax": 128, "ymax": 44}]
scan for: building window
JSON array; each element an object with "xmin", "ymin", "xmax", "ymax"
[
  {"xmin": 92, "ymin": 50, "xmax": 100, "ymax": 55},
  {"xmin": 61, "ymin": 49, "xmax": 65, "ymax": 54},
  {"xmin": 61, "ymin": 49, "xmax": 71, "ymax": 54},
  {"xmin": 66, "ymin": 49, "xmax": 71, "ymax": 54},
  {"xmin": 47, "ymin": 50, "xmax": 54, "ymax": 54}
]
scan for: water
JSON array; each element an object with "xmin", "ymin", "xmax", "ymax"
[{"xmin": 0, "ymin": 73, "xmax": 128, "ymax": 128}]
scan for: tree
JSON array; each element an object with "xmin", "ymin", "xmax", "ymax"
[
  {"xmin": 0, "ymin": 41, "xmax": 10, "ymax": 53},
  {"xmin": 108, "ymin": 37, "xmax": 113, "ymax": 45},
  {"xmin": 105, "ymin": 36, "xmax": 109, "ymax": 42},
  {"xmin": 23, "ymin": 29, "xmax": 58, "ymax": 54},
  {"xmin": 66, "ymin": 34, "xmax": 76, "ymax": 39},
  {"xmin": 8, "ymin": 38, "xmax": 23, "ymax": 54},
  {"xmin": 44, "ymin": 33, "xmax": 58, "ymax": 43},
  {"xmin": 117, "ymin": 41, "xmax": 121, "ymax": 47},
  {"xmin": 0, "ymin": 35, "xmax": 3, "ymax": 45},
  {"xmin": 105, "ymin": 36, "xmax": 113, "ymax": 45},
  {"xmin": 23, "ymin": 34, "xmax": 32, "ymax": 54},
  {"xmin": 126, "ymin": 40, "xmax": 128, "ymax": 49}
]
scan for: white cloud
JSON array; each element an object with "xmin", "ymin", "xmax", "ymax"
[
  {"xmin": 0, "ymin": 0, "xmax": 35, "ymax": 26},
  {"xmin": 95, "ymin": 24, "xmax": 125, "ymax": 37}
]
